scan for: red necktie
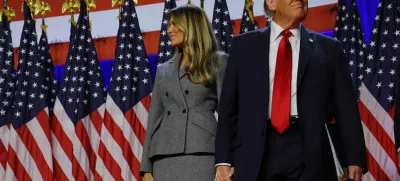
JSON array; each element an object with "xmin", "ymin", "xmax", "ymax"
[{"xmin": 271, "ymin": 29, "xmax": 293, "ymax": 134}]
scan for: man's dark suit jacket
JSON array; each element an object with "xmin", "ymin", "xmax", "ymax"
[{"xmin": 215, "ymin": 26, "xmax": 367, "ymax": 181}]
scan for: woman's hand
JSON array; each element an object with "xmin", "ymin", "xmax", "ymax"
[{"xmin": 143, "ymin": 173, "xmax": 154, "ymax": 181}]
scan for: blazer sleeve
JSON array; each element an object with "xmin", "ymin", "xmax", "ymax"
[
  {"xmin": 140, "ymin": 67, "xmax": 164, "ymax": 176},
  {"xmin": 215, "ymin": 38, "xmax": 240, "ymax": 165},
  {"xmin": 331, "ymin": 40, "xmax": 367, "ymax": 170},
  {"xmin": 214, "ymin": 51, "xmax": 229, "ymax": 106}
]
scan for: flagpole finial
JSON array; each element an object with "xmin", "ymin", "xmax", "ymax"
[
  {"xmin": 187, "ymin": 0, "xmax": 191, "ymax": 4},
  {"xmin": 3, "ymin": 0, "xmax": 7, "ymax": 8},
  {"xmin": 200, "ymin": 0, "xmax": 204, "ymax": 9},
  {"xmin": 0, "ymin": 5, "xmax": 16, "ymax": 22},
  {"xmin": 33, "ymin": 1, "xmax": 51, "ymax": 32},
  {"xmin": 245, "ymin": 0, "xmax": 254, "ymax": 24},
  {"xmin": 112, "ymin": 0, "xmax": 123, "ymax": 19},
  {"xmin": 62, "ymin": 0, "xmax": 79, "ymax": 26},
  {"xmin": 86, "ymin": 0, "xmax": 96, "ymax": 13}
]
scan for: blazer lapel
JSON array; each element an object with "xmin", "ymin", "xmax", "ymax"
[
  {"xmin": 297, "ymin": 26, "xmax": 315, "ymax": 89},
  {"xmin": 169, "ymin": 54, "xmax": 186, "ymax": 108}
]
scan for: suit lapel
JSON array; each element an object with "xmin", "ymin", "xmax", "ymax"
[
  {"xmin": 254, "ymin": 28, "xmax": 271, "ymax": 108},
  {"xmin": 169, "ymin": 54, "xmax": 186, "ymax": 108},
  {"xmin": 297, "ymin": 26, "xmax": 315, "ymax": 89}
]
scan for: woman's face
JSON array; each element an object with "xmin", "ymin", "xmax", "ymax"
[{"xmin": 168, "ymin": 17, "xmax": 184, "ymax": 48}]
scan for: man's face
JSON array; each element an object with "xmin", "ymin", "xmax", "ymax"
[{"xmin": 267, "ymin": 0, "xmax": 308, "ymax": 22}]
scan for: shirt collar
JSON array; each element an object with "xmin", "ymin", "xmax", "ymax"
[{"xmin": 270, "ymin": 20, "xmax": 301, "ymax": 43}]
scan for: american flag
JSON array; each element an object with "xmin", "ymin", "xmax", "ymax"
[
  {"xmin": 51, "ymin": 0, "xmax": 107, "ymax": 180},
  {"xmin": 212, "ymin": 0, "xmax": 234, "ymax": 53},
  {"xmin": 37, "ymin": 26, "xmax": 58, "ymax": 118},
  {"xmin": 359, "ymin": 0, "xmax": 400, "ymax": 180},
  {"xmin": 98, "ymin": 0, "xmax": 153, "ymax": 179},
  {"xmin": 335, "ymin": 0, "xmax": 400, "ymax": 180},
  {"xmin": 333, "ymin": 0, "xmax": 367, "ymax": 97},
  {"xmin": 239, "ymin": 0, "xmax": 257, "ymax": 34},
  {"xmin": 5, "ymin": 2, "xmax": 53, "ymax": 180},
  {"xmin": 156, "ymin": 0, "xmax": 176, "ymax": 65},
  {"xmin": 0, "ymin": 13, "xmax": 15, "ymax": 178}
]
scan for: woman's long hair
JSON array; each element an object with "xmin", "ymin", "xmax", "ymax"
[{"xmin": 168, "ymin": 5, "xmax": 219, "ymax": 87}]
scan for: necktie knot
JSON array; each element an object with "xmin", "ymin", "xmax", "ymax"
[{"xmin": 281, "ymin": 29, "xmax": 292, "ymax": 38}]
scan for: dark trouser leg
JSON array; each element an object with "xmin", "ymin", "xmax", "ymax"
[{"xmin": 258, "ymin": 122, "xmax": 304, "ymax": 181}]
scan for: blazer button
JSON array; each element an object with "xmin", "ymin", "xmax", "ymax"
[
  {"xmin": 167, "ymin": 111, "xmax": 171, "ymax": 115},
  {"xmin": 185, "ymin": 90, "xmax": 189, "ymax": 94},
  {"xmin": 165, "ymin": 92, "xmax": 168, "ymax": 97},
  {"xmin": 182, "ymin": 109, "xmax": 186, "ymax": 113}
]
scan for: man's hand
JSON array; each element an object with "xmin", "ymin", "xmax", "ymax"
[
  {"xmin": 215, "ymin": 165, "xmax": 234, "ymax": 181},
  {"xmin": 348, "ymin": 165, "xmax": 362, "ymax": 181},
  {"xmin": 142, "ymin": 173, "xmax": 153, "ymax": 181}
]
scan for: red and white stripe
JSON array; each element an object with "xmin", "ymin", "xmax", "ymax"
[
  {"xmin": 359, "ymin": 83, "xmax": 400, "ymax": 181},
  {"xmin": 0, "ymin": 124, "xmax": 9, "ymax": 180},
  {"xmin": 52, "ymin": 97, "xmax": 109, "ymax": 181},
  {"xmin": 96, "ymin": 94, "xmax": 151, "ymax": 181},
  {"xmin": 5, "ymin": 109, "xmax": 53, "ymax": 181}
]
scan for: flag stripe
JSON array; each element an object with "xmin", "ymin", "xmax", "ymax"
[
  {"xmin": 26, "ymin": 112, "xmax": 53, "ymax": 171},
  {"xmin": 140, "ymin": 94, "xmax": 151, "ymax": 113},
  {"xmin": 366, "ymin": 148, "xmax": 390, "ymax": 181},
  {"xmin": 104, "ymin": 96, "xmax": 143, "ymax": 180},
  {"xmin": 53, "ymin": 156, "xmax": 71, "ymax": 181},
  {"xmin": 93, "ymin": 146, "xmax": 115, "ymax": 181},
  {"xmin": 51, "ymin": 131, "xmax": 74, "ymax": 181},
  {"xmin": 133, "ymin": 97, "xmax": 150, "ymax": 130},
  {"xmin": 53, "ymin": 98, "xmax": 76, "ymax": 143},
  {"xmin": 358, "ymin": 101, "xmax": 397, "ymax": 162},
  {"xmin": 81, "ymin": 110, "xmax": 106, "ymax": 180},
  {"xmin": 97, "ymin": 141, "xmax": 123, "ymax": 181},
  {"xmin": 124, "ymin": 108, "xmax": 147, "ymax": 145},
  {"xmin": 106, "ymin": 96, "xmax": 144, "ymax": 162},
  {"xmin": 0, "ymin": 126, "xmax": 8, "ymax": 170},
  {"xmin": 75, "ymin": 120, "xmax": 97, "ymax": 180},
  {"xmin": 51, "ymin": 115, "xmax": 74, "ymax": 162},
  {"xmin": 103, "ymin": 110, "xmax": 140, "ymax": 180},
  {"xmin": 360, "ymin": 84, "xmax": 395, "ymax": 142},
  {"xmin": 72, "ymin": 156, "xmax": 89, "ymax": 181},
  {"xmin": 52, "ymin": 112, "xmax": 74, "ymax": 162},
  {"xmin": 37, "ymin": 108, "xmax": 52, "ymax": 142},
  {"xmin": 363, "ymin": 172, "xmax": 377, "ymax": 181},
  {"xmin": 6, "ymin": 147, "xmax": 30, "ymax": 181},
  {"xmin": 9, "ymin": 1, "xmax": 337, "ymax": 49},
  {"xmin": 8, "ymin": 126, "xmax": 42, "ymax": 180},
  {"xmin": 15, "ymin": 124, "xmax": 52, "ymax": 181},
  {"xmin": 361, "ymin": 122, "xmax": 398, "ymax": 180}
]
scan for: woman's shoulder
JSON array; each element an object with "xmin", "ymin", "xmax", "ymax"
[{"xmin": 210, "ymin": 50, "xmax": 228, "ymax": 69}]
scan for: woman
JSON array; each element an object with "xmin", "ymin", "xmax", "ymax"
[{"xmin": 140, "ymin": 4, "xmax": 228, "ymax": 181}]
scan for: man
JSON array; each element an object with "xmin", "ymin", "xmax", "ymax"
[{"xmin": 214, "ymin": 0, "xmax": 366, "ymax": 180}]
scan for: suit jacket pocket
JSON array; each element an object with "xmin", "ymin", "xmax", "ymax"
[
  {"xmin": 190, "ymin": 112, "xmax": 217, "ymax": 136},
  {"xmin": 151, "ymin": 115, "xmax": 164, "ymax": 137}
]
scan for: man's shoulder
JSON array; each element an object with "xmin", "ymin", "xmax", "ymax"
[
  {"xmin": 307, "ymin": 29, "xmax": 341, "ymax": 46},
  {"xmin": 232, "ymin": 27, "xmax": 268, "ymax": 42}
]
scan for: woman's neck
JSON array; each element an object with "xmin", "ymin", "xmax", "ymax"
[{"xmin": 179, "ymin": 53, "xmax": 189, "ymax": 70}]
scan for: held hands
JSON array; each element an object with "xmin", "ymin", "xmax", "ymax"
[
  {"xmin": 348, "ymin": 165, "xmax": 363, "ymax": 181},
  {"xmin": 142, "ymin": 173, "xmax": 153, "ymax": 181},
  {"xmin": 215, "ymin": 166, "xmax": 234, "ymax": 181}
]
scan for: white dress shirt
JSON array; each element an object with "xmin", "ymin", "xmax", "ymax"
[
  {"xmin": 216, "ymin": 21, "xmax": 301, "ymax": 167},
  {"xmin": 268, "ymin": 20, "xmax": 300, "ymax": 119}
]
